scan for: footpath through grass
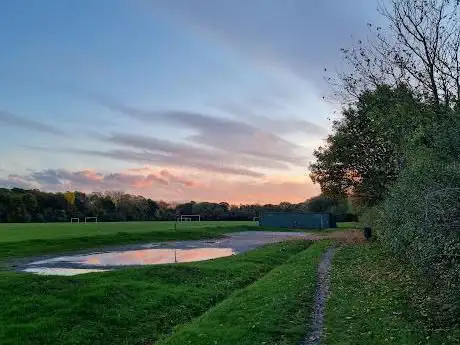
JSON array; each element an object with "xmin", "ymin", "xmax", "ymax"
[
  {"xmin": 0, "ymin": 240, "xmax": 311, "ymax": 345},
  {"xmin": 157, "ymin": 241, "xmax": 331, "ymax": 345},
  {"xmin": 325, "ymin": 244, "xmax": 460, "ymax": 345}
]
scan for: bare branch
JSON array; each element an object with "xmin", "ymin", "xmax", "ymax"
[{"xmin": 332, "ymin": 0, "xmax": 460, "ymax": 108}]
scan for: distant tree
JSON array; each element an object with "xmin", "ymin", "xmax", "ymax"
[
  {"xmin": 105, "ymin": 190, "xmax": 124, "ymax": 209},
  {"xmin": 0, "ymin": 187, "xmax": 358, "ymax": 223},
  {"xmin": 146, "ymin": 199, "xmax": 159, "ymax": 220},
  {"xmin": 176, "ymin": 202, "xmax": 195, "ymax": 216},
  {"xmin": 63, "ymin": 191, "xmax": 76, "ymax": 206},
  {"xmin": 305, "ymin": 195, "xmax": 337, "ymax": 213}
]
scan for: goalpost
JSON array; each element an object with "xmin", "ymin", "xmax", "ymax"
[
  {"xmin": 70, "ymin": 217, "xmax": 80, "ymax": 223},
  {"xmin": 84, "ymin": 216, "xmax": 98, "ymax": 224},
  {"xmin": 179, "ymin": 215, "xmax": 201, "ymax": 222}
]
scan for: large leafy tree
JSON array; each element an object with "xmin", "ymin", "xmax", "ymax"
[{"xmin": 310, "ymin": 84, "xmax": 431, "ymax": 205}]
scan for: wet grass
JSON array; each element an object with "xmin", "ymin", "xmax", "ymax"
[
  {"xmin": 0, "ymin": 241, "xmax": 311, "ymax": 345},
  {"xmin": 0, "ymin": 221, "xmax": 349, "ymax": 260},
  {"xmin": 0, "ymin": 226, "xmax": 244, "ymax": 260},
  {"xmin": 325, "ymin": 244, "xmax": 460, "ymax": 345},
  {"xmin": 157, "ymin": 241, "xmax": 332, "ymax": 345},
  {"xmin": 0, "ymin": 221, "xmax": 255, "ymax": 260}
]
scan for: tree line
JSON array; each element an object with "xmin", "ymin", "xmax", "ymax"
[
  {"xmin": 0, "ymin": 187, "xmax": 355, "ymax": 223},
  {"xmin": 312, "ymin": 0, "xmax": 459, "ymax": 326}
]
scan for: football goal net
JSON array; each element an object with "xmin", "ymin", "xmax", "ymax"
[
  {"xmin": 84, "ymin": 216, "xmax": 98, "ymax": 224},
  {"xmin": 179, "ymin": 215, "xmax": 201, "ymax": 222},
  {"xmin": 70, "ymin": 217, "xmax": 80, "ymax": 223}
]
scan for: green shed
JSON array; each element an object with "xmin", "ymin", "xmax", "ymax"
[{"xmin": 259, "ymin": 212, "xmax": 336, "ymax": 229}]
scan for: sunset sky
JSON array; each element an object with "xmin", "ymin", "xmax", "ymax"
[{"xmin": 0, "ymin": 0, "xmax": 380, "ymax": 204}]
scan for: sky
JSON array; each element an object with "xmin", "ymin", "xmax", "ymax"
[{"xmin": 0, "ymin": 0, "xmax": 380, "ymax": 204}]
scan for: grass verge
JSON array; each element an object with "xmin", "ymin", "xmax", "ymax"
[
  {"xmin": 157, "ymin": 241, "xmax": 332, "ymax": 345},
  {"xmin": 0, "ymin": 241, "xmax": 310, "ymax": 345},
  {"xmin": 325, "ymin": 244, "xmax": 460, "ymax": 345}
]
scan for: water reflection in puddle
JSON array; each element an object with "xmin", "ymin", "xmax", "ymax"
[
  {"xmin": 25, "ymin": 248, "xmax": 236, "ymax": 275},
  {"xmin": 23, "ymin": 267, "xmax": 109, "ymax": 276}
]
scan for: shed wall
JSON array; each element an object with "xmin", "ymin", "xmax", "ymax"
[{"xmin": 259, "ymin": 212, "xmax": 335, "ymax": 229}]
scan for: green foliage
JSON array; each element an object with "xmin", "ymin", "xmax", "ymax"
[
  {"xmin": 311, "ymin": 81, "xmax": 459, "ymax": 327},
  {"xmin": 374, "ymin": 129, "xmax": 460, "ymax": 324},
  {"xmin": 326, "ymin": 244, "xmax": 460, "ymax": 344},
  {"xmin": 0, "ymin": 241, "xmax": 310, "ymax": 345},
  {"xmin": 310, "ymin": 85, "xmax": 431, "ymax": 206},
  {"xmin": 304, "ymin": 194, "xmax": 356, "ymax": 221},
  {"xmin": 0, "ymin": 188, "xmax": 357, "ymax": 223},
  {"xmin": 157, "ymin": 241, "xmax": 330, "ymax": 345}
]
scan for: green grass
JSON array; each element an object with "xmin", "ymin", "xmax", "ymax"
[
  {"xmin": 0, "ymin": 221, "xmax": 254, "ymax": 243},
  {"xmin": 0, "ymin": 222, "xmax": 260, "ymax": 260},
  {"xmin": 0, "ymin": 221, "xmax": 347, "ymax": 260},
  {"xmin": 0, "ymin": 226, "xmax": 250, "ymax": 260},
  {"xmin": 325, "ymin": 244, "xmax": 460, "ymax": 345},
  {"xmin": 337, "ymin": 221, "xmax": 359, "ymax": 228},
  {"xmin": 0, "ymin": 241, "xmax": 311, "ymax": 345},
  {"xmin": 157, "ymin": 241, "xmax": 331, "ymax": 345}
]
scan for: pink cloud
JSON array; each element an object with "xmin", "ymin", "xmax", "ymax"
[
  {"xmin": 76, "ymin": 170, "xmax": 104, "ymax": 181},
  {"xmin": 0, "ymin": 167, "xmax": 319, "ymax": 204},
  {"xmin": 133, "ymin": 174, "xmax": 169, "ymax": 188},
  {"xmin": 159, "ymin": 169, "xmax": 196, "ymax": 187}
]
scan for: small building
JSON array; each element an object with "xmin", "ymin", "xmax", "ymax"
[{"xmin": 259, "ymin": 212, "xmax": 336, "ymax": 229}]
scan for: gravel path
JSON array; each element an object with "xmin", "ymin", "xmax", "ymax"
[{"xmin": 302, "ymin": 247, "xmax": 335, "ymax": 345}]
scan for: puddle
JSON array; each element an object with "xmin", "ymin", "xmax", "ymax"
[
  {"xmin": 24, "ymin": 248, "xmax": 236, "ymax": 275},
  {"xmin": 19, "ymin": 231, "xmax": 312, "ymax": 276},
  {"xmin": 23, "ymin": 267, "xmax": 109, "ymax": 276}
]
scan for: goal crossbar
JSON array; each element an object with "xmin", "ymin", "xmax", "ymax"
[
  {"xmin": 84, "ymin": 216, "xmax": 98, "ymax": 223},
  {"xmin": 179, "ymin": 214, "xmax": 201, "ymax": 222}
]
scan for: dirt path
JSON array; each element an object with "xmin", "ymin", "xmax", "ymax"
[{"xmin": 302, "ymin": 247, "xmax": 336, "ymax": 345}]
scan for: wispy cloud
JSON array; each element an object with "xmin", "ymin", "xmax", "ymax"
[
  {"xmin": 0, "ymin": 110, "xmax": 65, "ymax": 136},
  {"xmin": 77, "ymin": 93, "xmax": 309, "ymax": 164},
  {"xmin": 211, "ymin": 101, "xmax": 327, "ymax": 135},
  {"xmin": 159, "ymin": 169, "xmax": 195, "ymax": 187},
  {"xmin": 0, "ymin": 167, "xmax": 319, "ymax": 203},
  {"xmin": 22, "ymin": 145, "xmax": 266, "ymax": 178},
  {"xmin": 150, "ymin": 0, "xmax": 380, "ymax": 84},
  {"xmin": 103, "ymin": 132, "xmax": 291, "ymax": 170},
  {"xmin": 0, "ymin": 168, "xmax": 191, "ymax": 192},
  {"xmin": 12, "ymin": 79, "xmax": 315, "ymax": 172},
  {"xmin": 73, "ymin": 148, "xmax": 267, "ymax": 178}
]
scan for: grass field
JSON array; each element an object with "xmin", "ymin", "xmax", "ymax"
[
  {"xmin": 0, "ymin": 221, "xmax": 256, "ymax": 259},
  {"xmin": 0, "ymin": 221, "xmax": 255, "ymax": 243},
  {"xmin": 0, "ymin": 221, "xmax": 357, "ymax": 260},
  {"xmin": 2, "ymin": 220, "xmax": 457, "ymax": 344},
  {"xmin": 0, "ymin": 241, "xmax": 314, "ymax": 345},
  {"xmin": 158, "ymin": 241, "xmax": 331, "ymax": 345}
]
